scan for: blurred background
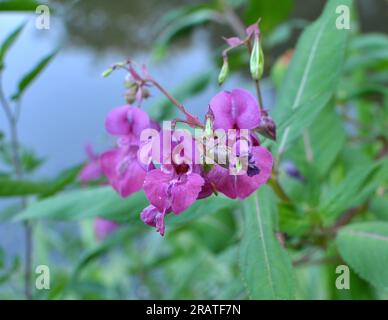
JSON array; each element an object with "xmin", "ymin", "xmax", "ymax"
[{"xmin": 0, "ymin": 0, "xmax": 387, "ymax": 299}]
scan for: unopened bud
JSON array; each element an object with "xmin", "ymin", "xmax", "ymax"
[
  {"xmin": 218, "ymin": 58, "xmax": 229, "ymax": 85},
  {"xmin": 141, "ymin": 87, "xmax": 151, "ymax": 100},
  {"xmin": 256, "ymin": 110, "xmax": 276, "ymax": 141},
  {"xmin": 125, "ymin": 87, "xmax": 137, "ymax": 104},
  {"xmin": 204, "ymin": 108, "xmax": 214, "ymax": 137},
  {"xmin": 102, "ymin": 68, "xmax": 114, "ymax": 78},
  {"xmin": 250, "ymin": 36, "xmax": 264, "ymax": 80}
]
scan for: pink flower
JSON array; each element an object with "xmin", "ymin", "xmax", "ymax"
[
  {"xmin": 208, "ymin": 146, "xmax": 273, "ymax": 199},
  {"xmin": 105, "ymin": 105, "xmax": 154, "ymax": 143},
  {"xmin": 144, "ymin": 164, "xmax": 205, "ymax": 215},
  {"xmin": 209, "ymin": 88, "xmax": 261, "ymax": 130},
  {"xmin": 100, "ymin": 138, "xmax": 149, "ymax": 198},
  {"xmin": 94, "ymin": 218, "xmax": 120, "ymax": 241},
  {"xmin": 140, "ymin": 205, "xmax": 171, "ymax": 236},
  {"xmin": 206, "ymin": 88, "xmax": 273, "ymax": 199},
  {"xmin": 102, "ymin": 105, "xmax": 159, "ymax": 198},
  {"xmin": 142, "ymin": 164, "xmax": 204, "ymax": 236}
]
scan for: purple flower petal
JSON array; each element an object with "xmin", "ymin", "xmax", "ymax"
[
  {"xmin": 170, "ymin": 172, "xmax": 204, "ymax": 214},
  {"xmin": 224, "ymin": 36, "xmax": 243, "ymax": 48},
  {"xmin": 208, "ymin": 146, "xmax": 272, "ymax": 199},
  {"xmin": 141, "ymin": 205, "xmax": 169, "ymax": 236},
  {"xmin": 105, "ymin": 105, "xmax": 150, "ymax": 138},
  {"xmin": 246, "ymin": 23, "xmax": 260, "ymax": 37},
  {"xmin": 100, "ymin": 147, "xmax": 146, "ymax": 198},
  {"xmin": 79, "ymin": 160, "xmax": 102, "ymax": 183},
  {"xmin": 209, "ymin": 89, "xmax": 261, "ymax": 130},
  {"xmin": 143, "ymin": 169, "xmax": 173, "ymax": 212},
  {"xmin": 143, "ymin": 167, "xmax": 204, "ymax": 215}
]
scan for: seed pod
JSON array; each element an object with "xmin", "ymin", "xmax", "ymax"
[
  {"xmin": 250, "ymin": 37, "xmax": 264, "ymax": 80},
  {"xmin": 218, "ymin": 58, "xmax": 229, "ymax": 85}
]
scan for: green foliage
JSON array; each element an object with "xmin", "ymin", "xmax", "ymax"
[
  {"xmin": 15, "ymin": 186, "xmax": 147, "ymax": 222},
  {"xmin": 337, "ymin": 222, "xmax": 388, "ymax": 289},
  {"xmin": 11, "ymin": 49, "xmax": 58, "ymax": 101},
  {"xmin": 274, "ymin": 0, "xmax": 353, "ymax": 155},
  {"xmin": 244, "ymin": 0, "xmax": 293, "ymax": 33},
  {"xmin": 0, "ymin": 0, "xmax": 39, "ymax": 12},
  {"xmin": 153, "ymin": 5, "xmax": 217, "ymax": 59},
  {"xmin": 0, "ymin": 22, "xmax": 25, "ymax": 70},
  {"xmin": 240, "ymin": 186, "xmax": 295, "ymax": 299},
  {"xmin": 1, "ymin": 0, "xmax": 387, "ymax": 300},
  {"xmin": 321, "ymin": 160, "xmax": 388, "ymax": 224}
]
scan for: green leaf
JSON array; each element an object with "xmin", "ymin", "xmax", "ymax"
[
  {"xmin": 0, "ymin": 165, "xmax": 81, "ymax": 198},
  {"xmin": 11, "ymin": 49, "xmax": 58, "ymax": 101},
  {"xmin": 154, "ymin": 8, "xmax": 216, "ymax": 59},
  {"xmin": 15, "ymin": 184, "xmax": 232, "ymax": 226},
  {"xmin": 40, "ymin": 164, "xmax": 82, "ymax": 198},
  {"xmin": 0, "ymin": 143, "xmax": 45, "ymax": 173},
  {"xmin": 15, "ymin": 186, "xmax": 148, "ymax": 222},
  {"xmin": 336, "ymin": 222, "xmax": 388, "ymax": 289},
  {"xmin": 70, "ymin": 227, "xmax": 141, "ymax": 283},
  {"xmin": 244, "ymin": 0, "xmax": 293, "ymax": 34},
  {"xmin": 240, "ymin": 186, "xmax": 295, "ymax": 299},
  {"xmin": 0, "ymin": 0, "xmax": 39, "ymax": 12},
  {"xmin": 285, "ymin": 108, "xmax": 346, "ymax": 178},
  {"xmin": 274, "ymin": 0, "xmax": 353, "ymax": 155},
  {"xmin": 346, "ymin": 34, "xmax": 388, "ymax": 72},
  {"xmin": 0, "ymin": 178, "xmax": 50, "ymax": 197},
  {"xmin": 0, "ymin": 22, "xmax": 26, "ymax": 70},
  {"xmin": 321, "ymin": 160, "xmax": 388, "ymax": 224}
]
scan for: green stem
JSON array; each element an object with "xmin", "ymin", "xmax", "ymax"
[{"xmin": 0, "ymin": 73, "xmax": 32, "ymax": 300}]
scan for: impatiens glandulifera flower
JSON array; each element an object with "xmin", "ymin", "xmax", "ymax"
[
  {"xmin": 140, "ymin": 205, "xmax": 170, "ymax": 236},
  {"xmin": 209, "ymin": 88, "xmax": 261, "ymax": 130},
  {"xmin": 94, "ymin": 218, "xmax": 120, "ymax": 241},
  {"xmin": 105, "ymin": 105, "xmax": 152, "ymax": 143},
  {"xmin": 207, "ymin": 145, "xmax": 273, "ymax": 199},
  {"xmin": 100, "ymin": 138, "xmax": 149, "ymax": 198},
  {"xmin": 205, "ymin": 88, "xmax": 273, "ymax": 199},
  {"xmin": 102, "ymin": 104, "xmax": 159, "ymax": 198},
  {"xmin": 144, "ymin": 164, "xmax": 204, "ymax": 212},
  {"xmin": 140, "ymin": 129, "xmax": 207, "ymax": 236},
  {"xmin": 101, "ymin": 58, "xmax": 275, "ymax": 236}
]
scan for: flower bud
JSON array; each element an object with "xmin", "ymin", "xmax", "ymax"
[
  {"xmin": 250, "ymin": 36, "xmax": 264, "ymax": 80},
  {"xmin": 125, "ymin": 87, "xmax": 137, "ymax": 104},
  {"xmin": 204, "ymin": 108, "xmax": 214, "ymax": 137},
  {"xmin": 102, "ymin": 67, "xmax": 114, "ymax": 78},
  {"xmin": 256, "ymin": 110, "xmax": 276, "ymax": 141},
  {"xmin": 218, "ymin": 58, "xmax": 229, "ymax": 85}
]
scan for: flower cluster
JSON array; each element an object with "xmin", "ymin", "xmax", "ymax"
[
  {"xmin": 97, "ymin": 84, "xmax": 273, "ymax": 235},
  {"xmin": 82, "ymin": 21, "xmax": 276, "ymax": 236}
]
